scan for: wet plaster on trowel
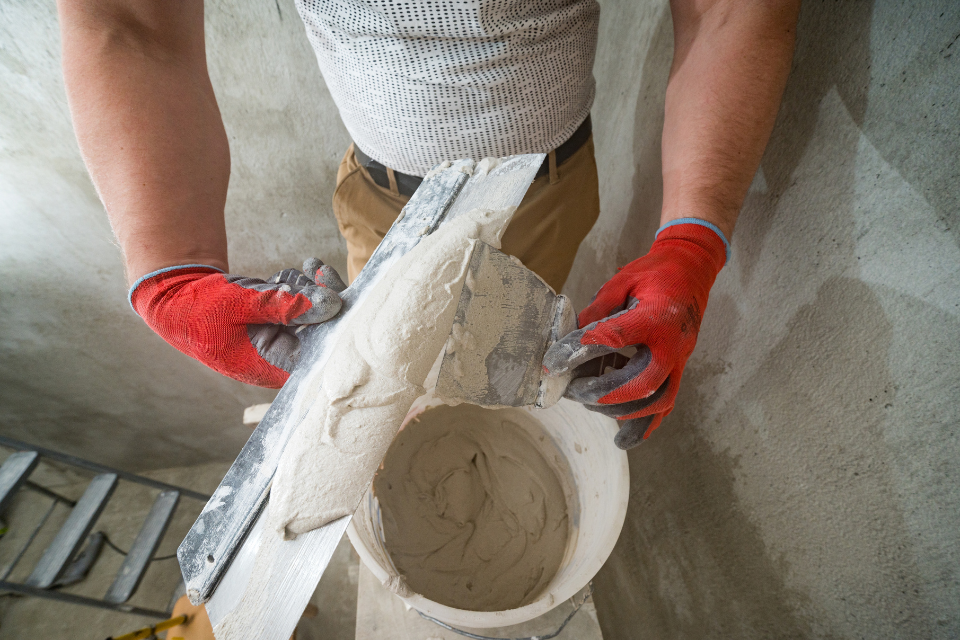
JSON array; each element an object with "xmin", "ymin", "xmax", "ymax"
[
  {"xmin": 215, "ymin": 206, "xmax": 519, "ymax": 635},
  {"xmin": 373, "ymin": 403, "xmax": 570, "ymax": 611},
  {"xmin": 268, "ymin": 205, "xmax": 518, "ymax": 539},
  {"xmin": 215, "ymin": 205, "xmax": 540, "ymax": 636}
]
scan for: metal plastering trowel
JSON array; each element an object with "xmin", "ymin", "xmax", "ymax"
[
  {"xmin": 434, "ymin": 240, "xmax": 576, "ymax": 408},
  {"xmin": 176, "ymin": 153, "xmax": 554, "ymax": 640}
]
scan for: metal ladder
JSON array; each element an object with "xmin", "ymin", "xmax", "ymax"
[{"xmin": 0, "ymin": 436, "xmax": 210, "ymax": 618}]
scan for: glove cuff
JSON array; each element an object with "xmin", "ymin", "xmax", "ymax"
[
  {"xmin": 128, "ymin": 264, "xmax": 224, "ymax": 314},
  {"xmin": 655, "ymin": 218, "xmax": 730, "ymax": 264}
]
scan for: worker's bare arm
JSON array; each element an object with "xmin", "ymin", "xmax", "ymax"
[
  {"xmin": 58, "ymin": 0, "xmax": 230, "ymax": 283},
  {"xmin": 547, "ymin": 1, "xmax": 799, "ymax": 447},
  {"xmin": 662, "ymin": 0, "xmax": 800, "ymax": 239}
]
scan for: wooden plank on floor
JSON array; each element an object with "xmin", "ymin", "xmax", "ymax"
[{"xmin": 354, "ymin": 563, "xmax": 603, "ymax": 640}]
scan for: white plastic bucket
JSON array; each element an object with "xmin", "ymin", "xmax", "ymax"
[{"xmin": 347, "ymin": 393, "xmax": 630, "ymax": 628}]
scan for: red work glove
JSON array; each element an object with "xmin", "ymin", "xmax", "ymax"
[
  {"xmin": 543, "ymin": 220, "xmax": 728, "ymax": 449},
  {"xmin": 130, "ymin": 258, "xmax": 346, "ymax": 388}
]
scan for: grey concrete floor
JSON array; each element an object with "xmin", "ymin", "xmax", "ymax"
[{"xmin": 0, "ymin": 454, "xmax": 358, "ymax": 640}]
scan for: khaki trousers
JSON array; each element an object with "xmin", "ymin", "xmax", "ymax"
[{"xmin": 332, "ymin": 136, "xmax": 601, "ymax": 292}]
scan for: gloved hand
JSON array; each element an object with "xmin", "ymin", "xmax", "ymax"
[
  {"xmin": 543, "ymin": 220, "xmax": 728, "ymax": 449},
  {"xmin": 130, "ymin": 258, "xmax": 346, "ymax": 388}
]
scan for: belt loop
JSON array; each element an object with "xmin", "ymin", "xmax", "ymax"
[
  {"xmin": 548, "ymin": 149, "xmax": 559, "ymax": 185},
  {"xmin": 386, "ymin": 167, "xmax": 400, "ymax": 196}
]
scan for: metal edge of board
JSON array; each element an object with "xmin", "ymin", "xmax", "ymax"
[{"xmin": 177, "ymin": 160, "xmax": 474, "ymax": 604}]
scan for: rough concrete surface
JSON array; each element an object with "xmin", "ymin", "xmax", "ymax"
[
  {"xmin": 0, "ymin": 0, "xmax": 958, "ymax": 638},
  {"xmin": 0, "ymin": 0, "xmax": 350, "ymax": 470},
  {"xmin": 575, "ymin": 1, "xmax": 960, "ymax": 638}
]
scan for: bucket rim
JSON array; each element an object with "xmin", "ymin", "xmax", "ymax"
[{"xmin": 347, "ymin": 397, "xmax": 630, "ymax": 629}]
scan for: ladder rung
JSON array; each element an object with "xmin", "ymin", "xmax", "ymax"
[
  {"xmin": 104, "ymin": 490, "xmax": 180, "ymax": 604},
  {"xmin": 25, "ymin": 473, "xmax": 118, "ymax": 589},
  {"xmin": 0, "ymin": 451, "xmax": 39, "ymax": 516}
]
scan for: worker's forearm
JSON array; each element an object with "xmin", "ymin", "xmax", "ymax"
[
  {"xmin": 661, "ymin": 0, "xmax": 800, "ymax": 239},
  {"xmin": 58, "ymin": 0, "xmax": 230, "ymax": 283}
]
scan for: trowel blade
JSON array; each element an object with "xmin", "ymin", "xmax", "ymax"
[{"xmin": 434, "ymin": 241, "xmax": 576, "ymax": 408}]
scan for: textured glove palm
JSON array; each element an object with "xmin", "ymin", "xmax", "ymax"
[
  {"xmin": 543, "ymin": 223, "xmax": 727, "ymax": 449},
  {"xmin": 130, "ymin": 259, "xmax": 346, "ymax": 388}
]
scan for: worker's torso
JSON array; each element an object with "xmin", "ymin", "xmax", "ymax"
[{"xmin": 295, "ymin": 0, "xmax": 600, "ymax": 176}]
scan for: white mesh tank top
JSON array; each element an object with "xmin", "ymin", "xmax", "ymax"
[{"xmin": 294, "ymin": 0, "xmax": 600, "ymax": 176}]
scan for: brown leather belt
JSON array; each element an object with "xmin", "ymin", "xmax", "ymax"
[{"xmin": 354, "ymin": 115, "xmax": 592, "ymax": 197}]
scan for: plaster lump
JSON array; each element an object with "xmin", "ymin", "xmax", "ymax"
[
  {"xmin": 269, "ymin": 205, "xmax": 519, "ymax": 539},
  {"xmin": 374, "ymin": 404, "xmax": 571, "ymax": 611}
]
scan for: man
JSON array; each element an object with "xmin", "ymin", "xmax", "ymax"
[{"xmin": 57, "ymin": 0, "xmax": 800, "ymax": 449}]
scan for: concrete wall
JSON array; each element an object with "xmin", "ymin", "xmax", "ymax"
[
  {"xmin": 1, "ymin": 0, "xmax": 957, "ymax": 637},
  {"xmin": 579, "ymin": 1, "xmax": 960, "ymax": 638},
  {"xmin": 0, "ymin": 0, "xmax": 350, "ymax": 469}
]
